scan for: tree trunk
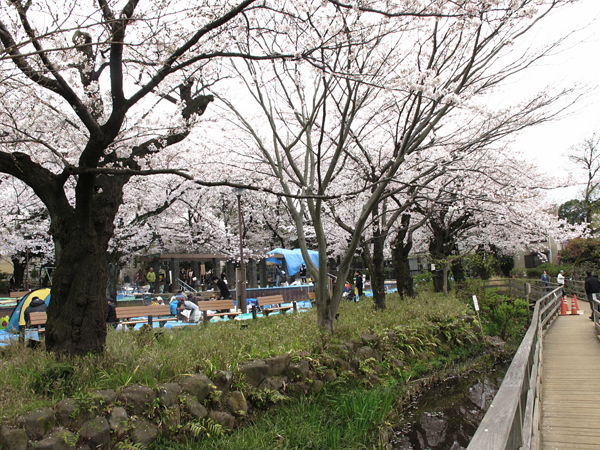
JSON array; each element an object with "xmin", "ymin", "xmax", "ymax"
[
  {"xmin": 429, "ymin": 232, "xmax": 453, "ymax": 294},
  {"xmin": 106, "ymin": 261, "xmax": 120, "ymax": 303},
  {"xmin": 451, "ymin": 256, "xmax": 465, "ymax": 286},
  {"xmin": 362, "ymin": 238, "xmax": 386, "ymax": 310},
  {"xmin": 432, "ymin": 267, "xmax": 446, "ymax": 293},
  {"xmin": 391, "ymin": 214, "xmax": 415, "ymax": 298},
  {"xmin": 45, "ymin": 222, "xmax": 111, "ymax": 356},
  {"xmin": 442, "ymin": 263, "xmax": 450, "ymax": 295},
  {"xmin": 11, "ymin": 257, "xmax": 25, "ymax": 289},
  {"xmin": 315, "ymin": 237, "xmax": 336, "ymax": 334}
]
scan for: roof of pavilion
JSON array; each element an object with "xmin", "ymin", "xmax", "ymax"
[{"xmin": 140, "ymin": 253, "xmax": 229, "ymax": 262}]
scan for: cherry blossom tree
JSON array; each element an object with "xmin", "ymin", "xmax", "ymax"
[
  {"xmin": 0, "ymin": 0, "xmax": 302, "ymax": 355},
  {"xmin": 563, "ymin": 134, "xmax": 600, "ymax": 233},
  {"xmin": 211, "ymin": 0, "xmax": 578, "ymax": 333},
  {"xmin": 419, "ymin": 152, "xmax": 587, "ymax": 293},
  {"xmin": 0, "ymin": 176, "xmax": 54, "ymax": 287}
]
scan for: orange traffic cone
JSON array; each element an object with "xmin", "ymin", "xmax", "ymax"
[
  {"xmin": 571, "ymin": 294, "xmax": 583, "ymax": 315},
  {"xmin": 560, "ymin": 296, "xmax": 569, "ymax": 315}
]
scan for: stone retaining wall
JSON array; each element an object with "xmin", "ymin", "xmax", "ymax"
[{"xmin": 0, "ymin": 334, "xmax": 389, "ymax": 450}]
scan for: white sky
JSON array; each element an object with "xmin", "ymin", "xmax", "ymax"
[{"xmin": 506, "ymin": 0, "xmax": 600, "ymax": 204}]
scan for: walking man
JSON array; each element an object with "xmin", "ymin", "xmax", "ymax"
[{"xmin": 585, "ymin": 271, "xmax": 600, "ymax": 321}]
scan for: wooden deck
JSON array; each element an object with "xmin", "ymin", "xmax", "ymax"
[{"xmin": 541, "ymin": 298, "xmax": 600, "ymax": 449}]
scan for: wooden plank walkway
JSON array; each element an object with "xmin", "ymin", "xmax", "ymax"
[{"xmin": 541, "ymin": 298, "xmax": 600, "ymax": 449}]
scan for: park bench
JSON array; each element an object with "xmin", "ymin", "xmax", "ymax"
[
  {"xmin": 197, "ymin": 300, "xmax": 241, "ymax": 324},
  {"xmin": 252, "ymin": 295, "xmax": 296, "ymax": 318},
  {"xmin": 27, "ymin": 311, "xmax": 48, "ymax": 338},
  {"xmin": 10, "ymin": 290, "xmax": 31, "ymax": 298},
  {"xmin": 193, "ymin": 291, "xmax": 219, "ymax": 301},
  {"xmin": 117, "ymin": 305, "xmax": 173, "ymax": 327},
  {"xmin": 18, "ymin": 306, "xmax": 174, "ymax": 337}
]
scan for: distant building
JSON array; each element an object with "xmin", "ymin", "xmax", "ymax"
[
  {"xmin": 0, "ymin": 256, "xmax": 13, "ymax": 275},
  {"xmin": 513, "ymin": 237, "xmax": 561, "ymax": 269}
]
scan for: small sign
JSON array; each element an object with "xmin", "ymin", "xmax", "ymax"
[{"xmin": 473, "ymin": 295, "xmax": 479, "ymax": 311}]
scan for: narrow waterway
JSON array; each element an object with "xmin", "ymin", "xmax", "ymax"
[{"xmin": 390, "ymin": 361, "xmax": 510, "ymax": 450}]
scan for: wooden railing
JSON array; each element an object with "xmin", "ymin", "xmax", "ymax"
[
  {"xmin": 467, "ymin": 285, "xmax": 563, "ymax": 450},
  {"xmin": 483, "ymin": 278, "xmax": 559, "ymax": 301}
]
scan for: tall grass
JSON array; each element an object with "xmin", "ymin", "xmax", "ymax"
[
  {"xmin": 0, "ymin": 290, "xmax": 470, "ymax": 425},
  {"xmin": 149, "ymin": 382, "xmax": 399, "ymax": 450}
]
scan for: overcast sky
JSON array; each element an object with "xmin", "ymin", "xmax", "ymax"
[{"xmin": 506, "ymin": 0, "xmax": 600, "ymax": 204}]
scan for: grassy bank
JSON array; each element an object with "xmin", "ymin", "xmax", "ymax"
[{"xmin": 0, "ymin": 287, "xmax": 522, "ymax": 449}]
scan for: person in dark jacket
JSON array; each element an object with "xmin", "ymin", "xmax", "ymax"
[
  {"xmin": 106, "ymin": 297, "xmax": 119, "ymax": 328},
  {"xmin": 24, "ymin": 296, "xmax": 47, "ymax": 326},
  {"xmin": 585, "ymin": 271, "xmax": 600, "ymax": 321},
  {"xmin": 212, "ymin": 275, "xmax": 232, "ymax": 299},
  {"xmin": 355, "ymin": 271, "xmax": 363, "ymax": 299},
  {"xmin": 299, "ymin": 264, "xmax": 307, "ymax": 284}
]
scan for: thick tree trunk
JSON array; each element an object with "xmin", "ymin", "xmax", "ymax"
[
  {"xmin": 11, "ymin": 257, "xmax": 25, "ymax": 288},
  {"xmin": 432, "ymin": 268, "xmax": 445, "ymax": 292},
  {"xmin": 45, "ymin": 223, "xmax": 111, "ymax": 356},
  {"xmin": 393, "ymin": 250, "xmax": 414, "ymax": 298},
  {"xmin": 451, "ymin": 255, "xmax": 465, "ymax": 285}
]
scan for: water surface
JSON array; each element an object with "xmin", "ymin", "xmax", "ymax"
[{"xmin": 391, "ymin": 361, "xmax": 510, "ymax": 450}]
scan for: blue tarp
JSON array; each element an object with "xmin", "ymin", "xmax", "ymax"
[{"xmin": 266, "ymin": 248, "xmax": 319, "ymax": 276}]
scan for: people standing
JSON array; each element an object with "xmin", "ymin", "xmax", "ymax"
[
  {"xmin": 146, "ymin": 267, "xmax": 156, "ymax": 293},
  {"xmin": 134, "ymin": 269, "xmax": 144, "ymax": 288},
  {"xmin": 557, "ymin": 269, "xmax": 565, "ymax": 298},
  {"xmin": 299, "ymin": 264, "xmax": 307, "ymax": 284},
  {"xmin": 541, "ymin": 270, "xmax": 550, "ymax": 286},
  {"xmin": 188, "ymin": 269, "xmax": 195, "ymax": 289},
  {"xmin": 106, "ymin": 297, "xmax": 118, "ymax": 328},
  {"xmin": 355, "ymin": 270, "xmax": 363, "ymax": 299},
  {"xmin": 275, "ymin": 266, "xmax": 282, "ymax": 287},
  {"xmin": 584, "ymin": 271, "xmax": 600, "ymax": 321}
]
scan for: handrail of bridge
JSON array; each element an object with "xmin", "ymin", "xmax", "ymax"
[
  {"xmin": 467, "ymin": 286, "xmax": 563, "ymax": 450},
  {"xmin": 592, "ymin": 294, "xmax": 600, "ymax": 335}
]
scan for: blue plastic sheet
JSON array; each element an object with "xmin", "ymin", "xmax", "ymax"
[{"xmin": 266, "ymin": 248, "xmax": 319, "ymax": 276}]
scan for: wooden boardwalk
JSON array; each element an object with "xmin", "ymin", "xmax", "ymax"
[{"xmin": 541, "ymin": 298, "xmax": 600, "ymax": 449}]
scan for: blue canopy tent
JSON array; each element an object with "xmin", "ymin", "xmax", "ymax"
[
  {"xmin": 5, "ymin": 288, "xmax": 51, "ymax": 332},
  {"xmin": 266, "ymin": 248, "xmax": 319, "ymax": 276}
]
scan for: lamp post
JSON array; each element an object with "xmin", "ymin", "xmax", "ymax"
[{"xmin": 233, "ymin": 188, "xmax": 247, "ymax": 313}]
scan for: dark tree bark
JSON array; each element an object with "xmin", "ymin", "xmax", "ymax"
[
  {"xmin": 451, "ymin": 252, "xmax": 465, "ymax": 285},
  {"xmin": 428, "ymin": 210, "xmax": 473, "ymax": 294},
  {"xmin": 392, "ymin": 214, "xmax": 415, "ymax": 298},
  {"xmin": 11, "ymin": 258, "xmax": 25, "ymax": 288},
  {"xmin": 361, "ymin": 208, "xmax": 386, "ymax": 310},
  {"xmin": 45, "ymin": 182, "xmax": 119, "ymax": 355},
  {"xmin": 0, "ymin": 0, "xmax": 253, "ymax": 356},
  {"xmin": 107, "ymin": 260, "xmax": 121, "ymax": 303}
]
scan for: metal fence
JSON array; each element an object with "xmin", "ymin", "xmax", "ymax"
[{"xmin": 466, "ymin": 285, "xmax": 563, "ymax": 450}]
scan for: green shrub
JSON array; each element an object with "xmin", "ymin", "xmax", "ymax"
[
  {"xmin": 483, "ymin": 298, "xmax": 529, "ymax": 342},
  {"xmin": 413, "ymin": 272, "xmax": 432, "ymax": 284},
  {"xmin": 525, "ymin": 263, "xmax": 567, "ymax": 279}
]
